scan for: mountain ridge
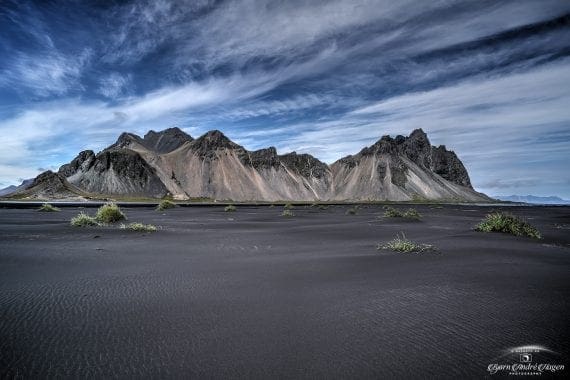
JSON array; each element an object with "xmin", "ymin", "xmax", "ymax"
[{"xmin": 5, "ymin": 128, "xmax": 489, "ymax": 202}]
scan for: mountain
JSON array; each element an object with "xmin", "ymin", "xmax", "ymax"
[
  {"xmin": 331, "ymin": 129, "xmax": 485, "ymax": 201},
  {"xmin": 495, "ymin": 195, "xmax": 570, "ymax": 204},
  {"xmin": 6, "ymin": 171, "xmax": 88, "ymax": 200},
  {"xmin": 0, "ymin": 178, "xmax": 34, "ymax": 196},
  {"xmin": 5, "ymin": 127, "xmax": 489, "ymax": 201}
]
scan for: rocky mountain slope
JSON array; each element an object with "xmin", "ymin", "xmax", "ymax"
[
  {"xmin": 331, "ymin": 129, "xmax": 483, "ymax": 201},
  {"xmin": 6, "ymin": 127, "xmax": 489, "ymax": 201},
  {"xmin": 6, "ymin": 171, "xmax": 88, "ymax": 200}
]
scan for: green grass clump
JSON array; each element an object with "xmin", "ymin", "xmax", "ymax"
[
  {"xmin": 283, "ymin": 203, "xmax": 294, "ymax": 210},
  {"xmin": 378, "ymin": 233, "xmax": 435, "ymax": 253},
  {"xmin": 95, "ymin": 203, "xmax": 126, "ymax": 223},
  {"xmin": 475, "ymin": 212, "xmax": 541, "ymax": 239},
  {"xmin": 318, "ymin": 205, "xmax": 329, "ymax": 210},
  {"xmin": 38, "ymin": 203, "xmax": 60, "ymax": 212},
  {"xmin": 120, "ymin": 222, "xmax": 157, "ymax": 232},
  {"xmin": 281, "ymin": 209, "xmax": 295, "ymax": 217},
  {"xmin": 384, "ymin": 206, "xmax": 403, "ymax": 217},
  {"xmin": 156, "ymin": 199, "xmax": 176, "ymax": 211},
  {"xmin": 402, "ymin": 208, "xmax": 421, "ymax": 220},
  {"xmin": 70, "ymin": 212, "xmax": 99, "ymax": 227},
  {"xmin": 224, "ymin": 204, "xmax": 237, "ymax": 212},
  {"xmin": 383, "ymin": 207, "xmax": 421, "ymax": 220}
]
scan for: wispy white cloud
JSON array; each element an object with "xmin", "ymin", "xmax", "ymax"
[
  {"xmin": 97, "ymin": 72, "xmax": 132, "ymax": 98},
  {"xmin": 1, "ymin": 49, "xmax": 91, "ymax": 97}
]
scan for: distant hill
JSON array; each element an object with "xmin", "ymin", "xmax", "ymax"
[
  {"xmin": 495, "ymin": 195, "xmax": 570, "ymax": 204},
  {"xmin": 5, "ymin": 128, "xmax": 490, "ymax": 202},
  {"xmin": 0, "ymin": 178, "xmax": 33, "ymax": 196}
]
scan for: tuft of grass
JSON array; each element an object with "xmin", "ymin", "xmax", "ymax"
[
  {"xmin": 318, "ymin": 205, "xmax": 329, "ymax": 210},
  {"xmin": 402, "ymin": 208, "xmax": 421, "ymax": 220},
  {"xmin": 475, "ymin": 212, "xmax": 541, "ymax": 239},
  {"xmin": 120, "ymin": 222, "xmax": 157, "ymax": 232},
  {"xmin": 281, "ymin": 209, "xmax": 295, "ymax": 217},
  {"xmin": 383, "ymin": 207, "xmax": 421, "ymax": 220},
  {"xmin": 70, "ymin": 212, "xmax": 99, "ymax": 227},
  {"xmin": 156, "ymin": 199, "xmax": 176, "ymax": 211},
  {"xmin": 283, "ymin": 203, "xmax": 294, "ymax": 210},
  {"xmin": 224, "ymin": 204, "xmax": 237, "ymax": 212},
  {"xmin": 378, "ymin": 233, "xmax": 435, "ymax": 253},
  {"xmin": 384, "ymin": 206, "xmax": 403, "ymax": 217},
  {"xmin": 38, "ymin": 203, "xmax": 60, "ymax": 212},
  {"xmin": 95, "ymin": 203, "xmax": 126, "ymax": 223}
]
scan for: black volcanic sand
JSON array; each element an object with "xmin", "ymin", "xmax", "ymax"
[{"xmin": 1, "ymin": 205, "xmax": 569, "ymax": 379}]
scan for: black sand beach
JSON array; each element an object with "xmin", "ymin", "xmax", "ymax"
[{"xmin": 1, "ymin": 204, "xmax": 569, "ymax": 378}]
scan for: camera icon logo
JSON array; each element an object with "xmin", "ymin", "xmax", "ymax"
[{"xmin": 519, "ymin": 353, "xmax": 532, "ymax": 363}]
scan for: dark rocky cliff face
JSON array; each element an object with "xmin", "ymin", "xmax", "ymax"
[
  {"xmin": 58, "ymin": 150, "xmax": 95, "ymax": 177},
  {"xmin": 431, "ymin": 145, "xmax": 472, "ymax": 188},
  {"xmin": 69, "ymin": 150, "xmax": 169, "ymax": 197},
  {"xmin": 398, "ymin": 129, "xmax": 432, "ymax": 168},
  {"xmin": 279, "ymin": 152, "xmax": 330, "ymax": 179},
  {"xmin": 240, "ymin": 147, "xmax": 280, "ymax": 170}
]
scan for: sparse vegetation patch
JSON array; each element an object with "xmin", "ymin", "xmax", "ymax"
[
  {"xmin": 120, "ymin": 222, "xmax": 157, "ymax": 232},
  {"xmin": 281, "ymin": 209, "xmax": 295, "ymax": 217},
  {"xmin": 476, "ymin": 212, "xmax": 541, "ymax": 239},
  {"xmin": 403, "ymin": 208, "xmax": 421, "ymax": 220},
  {"xmin": 96, "ymin": 203, "xmax": 126, "ymax": 223},
  {"xmin": 71, "ymin": 212, "xmax": 99, "ymax": 227},
  {"xmin": 384, "ymin": 206, "xmax": 402, "ymax": 217},
  {"xmin": 38, "ymin": 203, "xmax": 60, "ymax": 212},
  {"xmin": 383, "ymin": 206, "xmax": 421, "ymax": 220},
  {"xmin": 378, "ymin": 233, "xmax": 435, "ymax": 253},
  {"xmin": 156, "ymin": 199, "xmax": 176, "ymax": 211},
  {"xmin": 283, "ymin": 203, "xmax": 294, "ymax": 210},
  {"xmin": 224, "ymin": 204, "xmax": 237, "ymax": 212}
]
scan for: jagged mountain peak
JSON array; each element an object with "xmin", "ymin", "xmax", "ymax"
[
  {"xmin": 143, "ymin": 127, "xmax": 189, "ymax": 139},
  {"xmin": 142, "ymin": 127, "xmax": 193, "ymax": 153},
  {"xmin": 110, "ymin": 128, "xmax": 193, "ymax": 154},
  {"xmin": 279, "ymin": 151, "xmax": 330, "ymax": 179},
  {"xmin": 190, "ymin": 130, "xmax": 243, "ymax": 153},
  {"xmin": 31, "ymin": 170, "xmax": 62, "ymax": 186},
  {"xmin": 58, "ymin": 150, "xmax": 95, "ymax": 177},
  {"xmin": 408, "ymin": 128, "xmax": 428, "ymax": 140}
]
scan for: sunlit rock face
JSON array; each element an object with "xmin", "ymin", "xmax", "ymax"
[{"xmin": 330, "ymin": 129, "xmax": 486, "ymax": 201}]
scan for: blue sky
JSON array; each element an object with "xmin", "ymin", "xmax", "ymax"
[{"xmin": 0, "ymin": 0, "xmax": 569, "ymax": 198}]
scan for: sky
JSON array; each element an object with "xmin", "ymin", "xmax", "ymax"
[{"xmin": 0, "ymin": 0, "xmax": 569, "ymax": 198}]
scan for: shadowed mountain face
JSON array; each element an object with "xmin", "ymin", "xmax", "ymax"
[{"xmin": 8, "ymin": 127, "xmax": 488, "ymax": 201}]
